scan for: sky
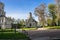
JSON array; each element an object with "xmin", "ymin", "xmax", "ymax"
[{"xmin": 1, "ymin": 0, "xmax": 55, "ymax": 21}]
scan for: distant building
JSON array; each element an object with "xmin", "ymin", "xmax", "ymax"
[
  {"xmin": 25, "ymin": 12, "xmax": 37, "ymax": 28},
  {"xmin": 0, "ymin": 2, "xmax": 12, "ymax": 29}
]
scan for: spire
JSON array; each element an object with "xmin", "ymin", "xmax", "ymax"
[{"xmin": 29, "ymin": 12, "xmax": 33, "ymax": 19}]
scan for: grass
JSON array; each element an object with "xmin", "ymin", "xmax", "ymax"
[
  {"xmin": 20, "ymin": 28, "xmax": 37, "ymax": 30},
  {"xmin": 0, "ymin": 29, "xmax": 28, "ymax": 39},
  {"xmin": 44, "ymin": 26, "xmax": 60, "ymax": 29},
  {"xmin": 0, "ymin": 29, "xmax": 15, "ymax": 32},
  {"xmin": 0, "ymin": 32, "xmax": 28, "ymax": 39}
]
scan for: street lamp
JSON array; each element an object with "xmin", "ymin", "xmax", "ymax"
[{"xmin": 13, "ymin": 21, "xmax": 17, "ymax": 34}]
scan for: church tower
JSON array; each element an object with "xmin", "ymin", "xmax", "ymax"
[
  {"xmin": 29, "ymin": 12, "xmax": 33, "ymax": 19},
  {"xmin": 0, "ymin": 1, "xmax": 6, "ymax": 29},
  {"xmin": 0, "ymin": 2, "xmax": 5, "ymax": 17},
  {"xmin": 0, "ymin": 1, "xmax": 12, "ymax": 29}
]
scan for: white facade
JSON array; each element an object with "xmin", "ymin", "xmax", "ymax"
[
  {"xmin": 25, "ymin": 12, "xmax": 37, "ymax": 28},
  {"xmin": 0, "ymin": 2, "xmax": 12, "ymax": 29}
]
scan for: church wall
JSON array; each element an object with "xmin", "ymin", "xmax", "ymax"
[
  {"xmin": 6, "ymin": 24, "xmax": 11, "ymax": 28},
  {"xmin": 0, "ymin": 2, "xmax": 12, "ymax": 29},
  {"xmin": 5, "ymin": 18, "xmax": 12, "ymax": 28},
  {"xmin": 25, "ymin": 21, "xmax": 37, "ymax": 28},
  {"xmin": 0, "ymin": 14, "xmax": 5, "ymax": 29},
  {"xmin": 0, "ymin": 17, "xmax": 12, "ymax": 29}
]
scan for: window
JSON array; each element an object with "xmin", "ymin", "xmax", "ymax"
[{"xmin": 1, "ymin": 19, "xmax": 3, "ymax": 23}]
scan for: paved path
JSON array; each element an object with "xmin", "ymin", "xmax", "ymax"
[
  {"xmin": 16, "ymin": 29, "xmax": 60, "ymax": 40},
  {"xmin": 26, "ymin": 29, "xmax": 60, "ymax": 40}
]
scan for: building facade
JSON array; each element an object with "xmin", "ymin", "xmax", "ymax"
[
  {"xmin": 25, "ymin": 12, "xmax": 37, "ymax": 28},
  {"xmin": 0, "ymin": 2, "xmax": 12, "ymax": 29}
]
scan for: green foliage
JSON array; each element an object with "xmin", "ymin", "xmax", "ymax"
[
  {"xmin": 48, "ymin": 4, "xmax": 56, "ymax": 10},
  {"xmin": 47, "ymin": 19, "xmax": 52, "ymax": 26},
  {"xmin": 48, "ymin": 4, "xmax": 57, "ymax": 19},
  {"xmin": 20, "ymin": 28, "xmax": 37, "ymax": 30},
  {"xmin": 45, "ymin": 26, "xmax": 60, "ymax": 29},
  {"xmin": 58, "ymin": 18, "xmax": 60, "ymax": 26},
  {"xmin": 48, "ymin": 4, "xmax": 57, "ymax": 26},
  {"xmin": 19, "ymin": 19, "xmax": 25, "ymax": 26}
]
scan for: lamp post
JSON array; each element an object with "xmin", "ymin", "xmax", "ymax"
[{"xmin": 13, "ymin": 21, "xmax": 17, "ymax": 34}]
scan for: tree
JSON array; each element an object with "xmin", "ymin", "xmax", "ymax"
[
  {"xmin": 34, "ymin": 3, "xmax": 46, "ymax": 27},
  {"xmin": 47, "ymin": 18, "xmax": 52, "ymax": 26},
  {"xmin": 16, "ymin": 19, "xmax": 20, "ymax": 24},
  {"xmin": 7, "ymin": 17, "xmax": 15, "ymax": 24},
  {"xmin": 20, "ymin": 19, "xmax": 25, "ymax": 27},
  {"xmin": 48, "ymin": 4, "xmax": 57, "ymax": 26},
  {"xmin": 55, "ymin": 0, "xmax": 60, "ymax": 26}
]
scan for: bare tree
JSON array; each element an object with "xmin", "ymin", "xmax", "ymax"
[
  {"xmin": 34, "ymin": 3, "xmax": 46, "ymax": 27},
  {"xmin": 55, "ymin": 0, "xmax": 60, "ymax": 4}
]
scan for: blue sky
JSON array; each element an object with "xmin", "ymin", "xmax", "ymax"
[{"xmin": 1, "ymin": 0, "xmax": 55, "ymax": 21}]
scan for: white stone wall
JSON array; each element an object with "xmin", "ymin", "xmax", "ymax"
[
  {"xmin": 0, "ymin": 17, "xmax": 12, "ymax": 29},
  {"xmin": 5, "ymin": 18, "xmax": 12, "ymax": 29},
  {"xmin": 26, "ymin": 20, "xmax": 37, "ymax": 27},
  {"xmin": 0, "ymin": 2, "xmax": 12, "ymax": 29},
  {"xmin": 0, "ymin": 17, "xmax": 6, "ymax": 29}
]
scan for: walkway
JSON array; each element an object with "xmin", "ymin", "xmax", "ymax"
[{"xmin": 16, "ymin": 28, "xmax": 60, "ymax": 40}]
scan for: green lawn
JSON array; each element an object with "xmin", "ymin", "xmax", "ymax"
[
  {"xmin": 20, "ymin": 28, "xmax": 37, "ymax": 30},
  {"xmin": 44, "ymin": 26, "xmax": 60, "ymax": 29},
  {"xmin": 0, "ymin": 32, "xmax": 28, "ymax": 39},
  {"xmin": 0, "ymin": 29, "xmax": 15, "ymax": 32},
  {"xmin": 0, "ymin": 29, "xmax": 29, "ymax": 39}
]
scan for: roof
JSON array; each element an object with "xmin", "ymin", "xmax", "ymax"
[{"xmin": 27, "ymin": 18, "xmax": 37, "ymax": 23}]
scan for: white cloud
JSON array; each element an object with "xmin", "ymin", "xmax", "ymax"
[{"xmin": 6, "ymin": 13, "xmax": 28, "ymax": 19}]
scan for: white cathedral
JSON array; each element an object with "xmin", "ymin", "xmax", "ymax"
[{"xmin": 0, "ymin": 2, "xmax": 12, "ymax": 29}]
